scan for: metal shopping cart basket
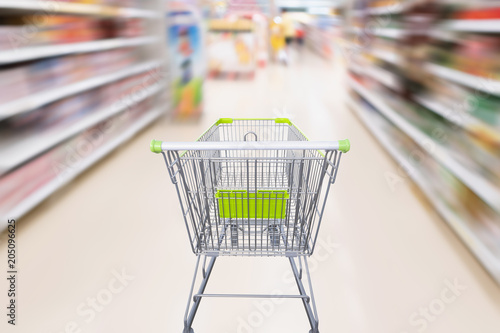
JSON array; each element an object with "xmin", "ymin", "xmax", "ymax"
[{"xmin": 150, "ymin": 118, "xmax": 350, "ymax": 333}]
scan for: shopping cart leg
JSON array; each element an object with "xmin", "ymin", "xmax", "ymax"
[
  {"xmin": 183, "ymin": 255, "xmax": 217, "ymax": 333},
  {"xmin": 289, "ymin": 257, "xmax": 320, "ymax": 333}
]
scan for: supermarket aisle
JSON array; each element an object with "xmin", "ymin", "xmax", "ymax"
[{"xmin": 5, "ymin": 50, "xmax": 500, "ymax": 333}]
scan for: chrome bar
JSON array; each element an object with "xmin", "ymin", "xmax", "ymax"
[
  {"xmin": 193, "ymin": 293, "xmax": 309, "ymax": 300},
  {"xmin": 161, "ymin": 140, "xmax": 343, "ymax": 151}
]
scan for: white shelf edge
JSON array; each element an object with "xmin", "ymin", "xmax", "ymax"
[
  {"xmin": 348, "ymin": 77, "xmax": 500, "ymax": 213},
  {"xmin": 415, "ymin": 94, "xmax": 500, "ymax": 143},
  {"xmin": 370, "ymin": 48, "xmax": 402, "ymax": 65},
  {"xmin": 0, "ymin": 107, "xmax": 164, "ymax": 225},
  {"xmin": 346, "ymin": 27, "xmax": 404, "ymax": 39},
  {"xmin": 347, "ymin": 95, "xmax": 500, "ymax": 283},
  {"xmin": 0, "ymin": 79, "xmax": 167, "ymax": 174},
  {"xmin": 350, "ymin": 3, "xmax": 407, "ymax": 16},
  {"xmin": 348, "ymin": 64, "xmax": 400, "ymax": 91},
  {"xmin": 120, "ymin": 7, "xmax": 161, "ymax": 19},
  {"xmin": 440, "ymin": 19, "xmax": 500, "ymax": 32},
  {"xmin": 0, "ymin": 59, "xmax": 163, "ymax": 120},
  {"xmin": 0, "ymin": 1, "xmax": 160, "ymax": 19},
  {"xmin": 367, "ymin": 3, "xmax": 406, "ymax": 15},
  {"xmin": 0, "ymin": 36, "xmax": 158, "ymax": 65},
  {"xmin": 426, "ymin": 63, "xmax": 500, "ymax": 95},
  {"xmin": 373, "ymin": 28, "xmax": 405, "ymax": 39},
  {"xmin": 414, "ymin": 94, "xmax": 473, "ymax": 128}
]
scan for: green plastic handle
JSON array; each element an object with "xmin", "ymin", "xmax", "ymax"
[
  {"xmin": 338, "ymin": 139, "xmax": 350, "ymax": 153},
  {"xmin": 150, "ymin": 140, "xmax": 162, "ymax": 153}
]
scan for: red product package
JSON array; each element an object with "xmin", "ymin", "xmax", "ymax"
[{"xmin": 454, "ymin": 8, "xmax": 500, "ymax": 20}]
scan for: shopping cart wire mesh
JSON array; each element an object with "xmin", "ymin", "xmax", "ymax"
[{"xmin": 150, "ymin": 118, "xmax": 350, "ymax": 333}]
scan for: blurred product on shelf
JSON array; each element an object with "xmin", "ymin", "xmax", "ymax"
[
  {"xmin": 20, "ymin": 0, "xmax": 150, "ymax": 9},
  {"xmin": 348, "ymin": 91, "xmax": 500, "ymax": 262},
  {"xmin": 167, "ymin": 2, "xmax": 203, "ymax": 120},
  {"xmin": 0, "ymin": 48, "xmax": 136, "ymax": 105},
  {"xmin": 85, "ymin": 0, "xmax": 145, "ymax": 7},
  {"xmin": 305, "ymin": 15, "xmax": 341, "ymax": 60},
  {"xmin": 252, "ymin": 14, "xmax": 269, "ymax": 68},
  {"xmin": 282, "ymin": 11, "xmax": 296, "ymax": 45},
  {"xmin": 452, "ymin": 6, "xmax": 500, "ymax": 20},
  {"xmin": 0, "ymin": 97, "xmax": 154, "ymax": 220},
  {"xmin": 0, "ymin": 0, "xmax": 164, "ymax": 223},
  {"xmin": 270, "ymin": 16, "xmax": 286, "ymax": 64},
  {"xmin": 344, "ymin": 0, "xmax": 500, "ymax": 284},
  {"xmin": 1, "ymin": 71, "xmax": 148, "ymax": 132},
  {"xmin": 207, "ymin": 19, "xmax": 256, "ymax": 78},
  {"xmin": 429, "ymin": 34, "xmax": 500, "ymax": 79},
  {"xmin": 0, "ymin": 15, "xmax": 144, "ymax": 51},
  {"xmin": 0, "ymin": 68, "xmax": 163, "ymax": 173},
  {"xmin": 292, "ymin": 7, "xmax": 344, "ymax": 61},
  {"xmin": 281, "ymin": 11, "xmax": 311, "ymax": 45}
]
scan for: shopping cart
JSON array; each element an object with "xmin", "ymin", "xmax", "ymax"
[{"xmin": 150, "ymin": 118, "xmax": 350, "ymax": 333}]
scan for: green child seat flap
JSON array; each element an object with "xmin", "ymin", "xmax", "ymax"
[{"xmin": 215, "ymin": 190, "xmax": 289, "ymax": 219}]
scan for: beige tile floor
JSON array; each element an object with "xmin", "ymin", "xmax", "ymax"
[{"xmin": 2, "ymin": 49, "xmax": 500, "ymax": 333}]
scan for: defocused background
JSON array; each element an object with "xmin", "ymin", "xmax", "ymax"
[{"xmin": 1, "ymin": 0, "xmax": 500, "ymax": 332}]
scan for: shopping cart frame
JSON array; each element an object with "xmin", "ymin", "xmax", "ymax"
[{"xmin": 151, "ymin": 118, "xmax": 350, "ymax": 333}]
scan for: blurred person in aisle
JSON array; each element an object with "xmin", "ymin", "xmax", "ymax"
[
  {"xmin": 282, "ymin": 9, "xmax": 295, "ymax": 46},
  {"xmin": 296, "ymin": 22, "xmax": 305, "ymax": 46},
  {"xmin": 270, "ymin": 16, "xmax": 287, "ymax": 65}
]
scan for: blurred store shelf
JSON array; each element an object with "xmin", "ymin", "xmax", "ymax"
[
  {"xmin": 0, "ymin": 106, "xmax": 165, "ymax": 224},
  {"xmin": 0, "ymin": 0, "xmax": 167, "ymax": 221},
  {"xmin": 367, "ymin": 2, "xmax": 411, "ymax": 15},
  {"xmin": 441, "ymin": 19, "xmax": 500, "ymax": 33},
  {"xmin": 371, "ymin": 48, "xmax": 403, "ymax": 65},
  {"xmin": 0, "ymin": 59, "xmax": 163, "ymax": 120},
  {"xmin": 373, "ymin": 27, "xmax": 405, "ymax": 39},
  {"xmin": 343, "ymin": 0, "xmax": 500, "ymax": 283},
  {"xmin": 348, "ymin": 77, "xmax": 500, "ymax": 214},
  {"xmin": 349, "ymin": 63, "xmax": 400, "ymax": 91},
  {"xmin": 351, "ymin": 1, "xmax": 414, "ymax": 16},
  {"xmin": 345, "ymin": 26, "xmax": 405, "ymax": 39},
  {"xmin": 305, "ymin": 18, "xmax": 339, "ymax": 60},
  {"xmin": 414, "ymin": 94, "xmax": 500, "ymax": 145},
  {"xmin": 426, "ymin": 63, "xmax": 500, "ymax": 95},
  {"xmin": 0, "ymin": 78, "xmax": 166, "ymax": 175},
  {"xmin": 0, "ymin": 1, "xmax": 160, "ymax": 19},
  {"xmin": 346, "ymin": 94, "xmax": 500, "ymax": 284},
  {"xmin": 0, "ymin": 36, "xmax": 158, "ymax": 65}
]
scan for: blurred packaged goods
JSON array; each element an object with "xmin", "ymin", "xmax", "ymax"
[
  {"xmin": 0, "ymin": 15, "xmax": 145, "ymax": 51},
  {"xmin": 452, "ymin": 6, "xmax": 500, "ymax": 20},
  {"xmin": 305, "ymin": 15, "xmax": 341, "ymax": 60},
  {"xmin": 344, "ymin": 0, "xmax": 500, "ymax": 283},
  {"xmin": 17, "ymin": 0, "xmax": 150, "ymax": 9},
  {"xmin": 0, "ymin": 48, "xmax": 136, "ymax": 105},
  {"xmin": 0, "ymin": 0, "xmax": 165, "ymax": 222},
  {"xmin": 0, "ymin": 97, "xmax": 154, "ymax": 219},
  {"xmin": 0, "ymin": 69, "xmax": 163, "ymax": 173},
  {"xmin": 429, "ymin": 34, "xmax": 500, "ymax": 79},
  {"xmin": 167, "ymin": 3, "xmax": 203, "ymax": 119},
  {"xmin": 348, "ymin": 90, "xmax": 500, "ymax": 274},
  {"xmin": 207, "ymin": 19, "xmax": 256, "ymax": 77},
  {"xmin": 270, "ymin": 17, "xmax": 286, "ymax": 62},
  {"xmin": 252, "ymin": 14, "xmax": 269, "ymax": 68}
]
